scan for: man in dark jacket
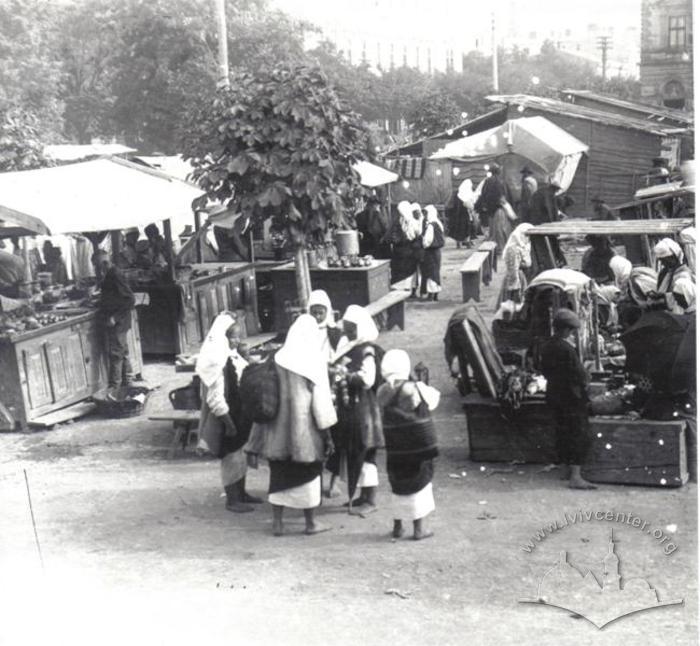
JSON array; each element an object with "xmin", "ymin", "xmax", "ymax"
[
  {"xmin": 94, "ymin": 250, "xmax": 136, "ymax": 392},
  {"xmin": 538, "ymin": 309, "xmax": 596, "ymax": 490},
  {"xmin": 475, "ymin": 163, "xmax": 507, "ymax": 230}
]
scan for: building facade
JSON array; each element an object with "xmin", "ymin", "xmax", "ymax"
[{"xmin": 640, "ymin": 0, "xmax": 694, "ymax": 110}]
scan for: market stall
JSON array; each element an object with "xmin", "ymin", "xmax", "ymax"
[
  {"xmin": 525, "ymin": 217, "xmax": 694, "ymax": 274},
  {"xmin": 0, "ymin": 158, "xmax": 211, "ymax": 427},
  {"xmin": 454, "ymin": 286, "xmax": 695, "ymax": 487}
]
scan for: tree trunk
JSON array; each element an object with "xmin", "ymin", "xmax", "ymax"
[{"xmin": 293, "ymin": 245, "xmax": 311, "ymax": 310}]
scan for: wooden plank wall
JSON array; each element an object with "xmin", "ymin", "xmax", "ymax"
[{"xmin": 507, "ymin": 106, "xmax": 667, "ymax": 218}]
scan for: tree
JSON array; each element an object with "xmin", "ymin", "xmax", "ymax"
[
  {"xmin": 0, "ymin": 0, "xmax": 65, "ymax": 139},
  {"xmin": 406, "ymin": 90, "xmax": 461, "ymax": 138},
  {"xmin": 55, "ymin": 0, "xmax": 121, "ymax": 144},
  {"xmin": 0, "ymin": 108, "xmax": 52, "ymax": 172},
  {"xmin": 182, "ymin": 64, "xmax": 373, "ymax": 307}
]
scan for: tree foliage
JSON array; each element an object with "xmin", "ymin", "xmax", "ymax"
[
  {"xmin": 406, "ymin": 90, "xmax": 461, "ymax": 138},
  {"xmin": 182, "ymin": 64, "xmax": 373, "ymax": 246},
  {"xmin": 0, "ymin": 108, "xmax": 52, "ymax": 171}
]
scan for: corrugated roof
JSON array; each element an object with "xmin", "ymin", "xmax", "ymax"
[
  {"xmin": 561, "ymin": 90, "xmax": 694, "ymax": 127},
  {"xmin": 526, "ymin": 217, "xmax": 693, "ymax": 236},
  {"xmin": 385, "ymin": 107, "xmax": 509, "ymax": 156},
  {"xmin": 485, "ymin": 94, "xmax": 687, "ymax": 136}
]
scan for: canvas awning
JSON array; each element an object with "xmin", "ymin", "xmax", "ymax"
[
  {"xmin": 352, "ymin": 161, "xmax": 398, "ymax": 187},
  {"xmin": 0, "ymin": 157, "xmax": 203, "ymax": 236},
  {"xmin": 0, "ymin": 205, "xmax": 50, "ymax": 237},
  {"xmin": 430, "ymin": 116, "xmax": 588, "ymax": 192}
]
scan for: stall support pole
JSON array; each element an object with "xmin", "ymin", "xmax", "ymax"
[
  {"xmin": 110, "ymin": 230, "xmax": 122, "ymax": 265},
  {"xmin": 163, "ymin": 219, "xmax": 176, "ymax": 282},
  {"xmin": 194, "ymin": 211, "xmax": 202, "ymax": 264},
  {"xmin": 592, "ymin": 288, "xmax": 602, "ymax": 372}
]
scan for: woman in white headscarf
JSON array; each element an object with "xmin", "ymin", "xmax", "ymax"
[
  {"xmin": 196, "ymin": 312, "xmax": 262, "ymax": 513},
  {"xmin": 307, "ymin": 289, "xmax": 341, "ymax": 362},
  {"xmin": 377, "ymin": 349, "xmax": 440, "ymax": 540},
  {"xmin": 653, "ymin": 237, "xmax": 694, "ymax": 311},
  {"xmin": 419, "ymin": 205, "xmax": 445, "ymax": 301},
  {"xmin": 497, "ymin": 223, "xmax": 534, "ymax": 307},
  {"xmin": 609, "ymin": 256, "xmax": 632, "ymax": 291},
  {"xmin": 328, "ymin": 305, "xmax": 384, "ymax": 514},
  {"xmin": 389, "ymin": 201, "xmax": 423, "ymax": 297},
  {"xmin": 245, "ymin": 314, "xmax": 337, "ymax": 536}
]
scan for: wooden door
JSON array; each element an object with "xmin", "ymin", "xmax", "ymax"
[
  {"xmin": 46, "ymin": 332, "xmax": 89, "ymax": 404},
  {"xmin": 21, "ymin": 345, "xmax": 53, "ymax": 410}
]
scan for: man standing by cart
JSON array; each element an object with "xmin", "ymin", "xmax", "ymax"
[
  {"xmin": 94, "ymin": 250, "xmax": 136, "ymax": 395},
  {"xmin": 538, "ymin": 309, "xmax": 596, "ymax": 490}
]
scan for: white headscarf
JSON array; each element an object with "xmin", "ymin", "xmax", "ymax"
[
  {"xmin": 457, "ymin": 179, "xmax": 476, "ymax": 210},
  {"xmin": 503, "ymin": 223, "xmax": 533, "ymax": 256},
  {"xmin": 334, "ymin": 304, "xmax": 379, "ymax": 360},
  {"xmin": 195, "ymin": 312, "xmax": 237, "ymax": 388},
  {"xmin": 680, "ymin": 226, "xmax": 696, "ymax": 273},
  {"xmin": 672, "ymin": 276, "xmax": 696, "ymax": 312},
  {"xmin": 307, "ymin": 289, "xmax": 335, "ymax": 328},
  {"xmin": 424, "ymin": 205, "xmax": 443, "ymax": 231},
  {"xmin": 397, "ymin": 200, "xmax": 418, "ymax": 241},
  {"xmin": 654, "ymin": 238, "xmax": 684, "ymax": 263},
  {"xmin": 381, "ymin": 349, "xmax": 411, "ymax": 384},
  {"xmin": 275, "ymin": 313, "xmax": 327, "ymax": 384},
  {"xmin": 609, "ymin": 256, "xmax": 632, "ymax": 289}
]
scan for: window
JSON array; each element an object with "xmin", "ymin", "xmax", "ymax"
[{"xmin": 669, "ymin": 16, "xmax": 686, "ymax": 48}]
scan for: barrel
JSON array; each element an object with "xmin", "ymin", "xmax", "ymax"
[{"xmin": 335, "ymin": 230, "xmax": 360, "ymax": 257}]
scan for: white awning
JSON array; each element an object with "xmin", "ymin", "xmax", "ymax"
[
  {"xmin": 352, "ymin": 160, "xmax": 398, "ymax": 187},
  {"xmin": 430, "ymin": 116, "xmax": 588, "ymax": 192},
  {"xmin": 0, "ymin": 157, "xmax": 203, "ymax": 235}
]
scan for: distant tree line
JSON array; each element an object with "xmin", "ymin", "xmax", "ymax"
[{"xmin": 0, "ymin": 0, "xmax": 641, "ymax": 167}]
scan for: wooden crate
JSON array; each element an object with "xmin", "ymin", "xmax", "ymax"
[
  {"xmin": 464, "ymin": 394, "xmax": 558, "ymax": 463},
  {"xmin": 583, "ymin": 419, "xmax": 688, "ymax": 487},
  {"xmin": 464, "ymin": 395, "xmax": 689, "ymax": 487}
]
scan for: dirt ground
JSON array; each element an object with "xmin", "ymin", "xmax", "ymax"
[{"xmin": 0, "ymin": 243, "xmax": 697, "ymax": 646}]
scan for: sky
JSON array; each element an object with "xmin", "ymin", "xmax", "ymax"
[{"xmin": 271, "ymin": 0, "xmax": 642, "ymax": 43}]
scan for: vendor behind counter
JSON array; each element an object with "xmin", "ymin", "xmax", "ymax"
[{"xmin": 0, "ymin": 244, "xmax": 26, "ymax": 298}]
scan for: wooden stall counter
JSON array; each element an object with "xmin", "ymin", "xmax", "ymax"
[
  {"xmin": 267, "ymin": 259, "xmax": 391, "ymax": 331},
  {"xmin": 0, "ymin": 309, "xmax": 141, "ymax": 430}
]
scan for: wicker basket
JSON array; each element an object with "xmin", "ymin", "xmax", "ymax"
[{"xmin": 92, "ymin": 386, "xmax": 150, "ymax": 419}]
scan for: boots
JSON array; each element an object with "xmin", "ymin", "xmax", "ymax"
[
  {"xmin": 224, "ymin": 481, "xmax": 254, "ymax": 513},
  {"xmin": 241, "ymin": 477, "xmax": 263, "ymax": 504}
]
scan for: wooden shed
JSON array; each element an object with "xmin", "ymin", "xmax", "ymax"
[{"xmin": 485, "ymin": 94, "xmax": 688, "ymax": 217}]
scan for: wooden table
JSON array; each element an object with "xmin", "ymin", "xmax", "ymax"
[
  {"xmin": 267, "ymin": 260, "xmax": 391, "ymax": 331},
  {"xmin": 0, "ymin": 309, "xmax": 142, "ymax": 430}
]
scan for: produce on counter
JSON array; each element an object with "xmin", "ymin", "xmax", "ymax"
[{"xmin": 0, "ymin": 304, "xmax": 75, "ymax": 338}]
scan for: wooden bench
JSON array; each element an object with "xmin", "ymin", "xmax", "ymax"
[
  {"xmin": 460, "ymin": 251, "xmax": 491, "ymax": 302},
  {"xmin": 149, "ymin": 410, "xmax": 200, "ymax": 458},
  {"xmin": 366, "ymin": 289, "xmax": 411, "ymax": 331},
  {"xmin": 477, "ymin": 240, "xmax": 498, "ymax": 272}
]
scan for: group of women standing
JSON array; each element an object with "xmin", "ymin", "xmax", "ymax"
[
  {"xmin": 390, "ymin": 201, "xmax": 445, "ymax": 301},
  {"xmin": 195, "ymin": 291, "xmax": 440, "ymax": 539}
]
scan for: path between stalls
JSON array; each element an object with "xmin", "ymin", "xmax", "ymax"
[{"xmin": 0, "ymin": 240, "xmax": 696, "ymax": 646}]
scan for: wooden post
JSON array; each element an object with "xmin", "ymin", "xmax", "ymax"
[
  {"xmin": 293, "ymin": 245, "xmax": 310, "ymax": 310},
  {"xmin": 163, "ymin": 218, "xmax": 176, "ymax": 282},
  {"xmin": 194, "ymin": 210, "xmax": 202, "ymax": 263},
  {"xmin": 544, "ymin": 236, "xmax": 557, "ymax": 268},
  {"xmin": 110, "ymin": 230, "xmax": 122, "ymax": 266},
  {"xmin": 642, "ymin": 234, "xmax": 653, "ymax": 266},
  {"xmin": 21, "ymin": 237, "xmax": 32, "ymax": 283},
  {"xmin": 591, "ymin": 288, "xmax": 602, "ymax": 371}
]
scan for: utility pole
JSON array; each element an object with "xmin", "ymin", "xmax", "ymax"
[
  {"xmin": 215, "ymin": 0, "xmax": 229, "ymax": 88},
  {"xmin": 491, "ymin": 11, "xmax": 499, "ymax": 91},
  {"xmin": 597, "ymin": 35, "xmax": 612, "ymax": 81}
]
